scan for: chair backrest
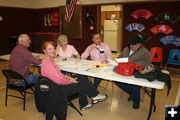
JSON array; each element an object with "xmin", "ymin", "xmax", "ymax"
[
  {"xmin": 2, "ymin": 69, "xmax": 24, "ymax": 80},
  {"xmin": 35, "ymin": 76, "xmax": 51, "ymax": 113},
  {"xmin": 35, "ymin": 76, "xmax": 67, "ymax": 115},
  {"xmin": 2, "ymin": 69, "xmax": 27, "ymax": 86},
  {"xmin": 150, "ymin": 47, "xmax": 163, "ymax": 62},
  {"xmin": 168, "ymin": 49, "xmax": 180, "ymax": 65},
  {"xmin": 36, "ymin": 76, "xmax": 63, "ymax": 91},
  {"xmin": 35, "ymin": 76, "xmax": 51, "ymax": 93}
]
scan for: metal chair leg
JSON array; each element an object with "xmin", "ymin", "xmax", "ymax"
[
  {"xmin": 105, "ymin": 80, "xmax": 109, "ymax": 90},
  {"xmin": 165, "ymin": 63, "xmax": 168, "ymax": 70},
  {"xmin": 160, "ymin": 61, "xmax": 163, "ymax": 68},
  {"xmin": 105, "ymin": 81, "xmax": 114, "ymax": 92},
  {"xmin": 67, "ymin": 101, "xmax": 83, "ymax": 116},
  {"xmin": 5, "ymin": 87, "xmax": 8, "ymax": 106},
  {"xmin": 111, "ymin": 81, "xmax": 114, "ymax": 92},
  {"xmin": 23, "ymin": 91, "xmax": 26, "ymax": 111}
]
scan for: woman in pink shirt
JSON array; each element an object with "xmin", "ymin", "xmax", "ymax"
[
  {"xmin": 56, "ymin": 35, "xmax": 80, "ymax": 59},
  {"xmin": 41, "ymin": 41, "xmax": 108, "ymax": 111}
]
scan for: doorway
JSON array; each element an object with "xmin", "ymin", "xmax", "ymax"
[{"xmin": 100, "ymin": 5, "xmax": 123, "ymax": 53}]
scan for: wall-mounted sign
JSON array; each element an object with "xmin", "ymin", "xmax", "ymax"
[
  {"xmin": 156, "ymin": 12, "xmax": 180, "ymax": 23},
  {"xmin": 125, "ymin": 22, "xmax": 146, "ymax": 32},
  {"xmin": 150, "ymin": 24, "xmax": 174, "ymax": 35},
  {"xmin": 43, "ymin": 10, "xmax": 59, "ymax": 27},
  {"xmin": 52, "ymin": 10, "xmax": 59, "ymax": 26},
  {"xmin": 131, "ymin": 9, "xmax": 153, "ymax": 19}
]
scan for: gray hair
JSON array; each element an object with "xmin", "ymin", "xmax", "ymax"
[
  {"xmin": 57, "ymin": 34, "xmax": 68, "ymax": 45},
  {"xmin": 18, "ymin": 34, "xmax": 30, "ymax": 44}
]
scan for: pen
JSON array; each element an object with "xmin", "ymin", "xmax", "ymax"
[{"xmin": 85, "ymin": 68, "xmax": 91, "ymax": 71}]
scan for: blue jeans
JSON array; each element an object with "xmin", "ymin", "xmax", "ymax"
[
  {"xmin": 93, "ymin": 78, "xmax": 102, "ymax": 88},
  {"xmin": 14, "ymin": 72, "xmax": 40, "ymax": 86},
  {"xmin": 114, "ymin": 82, "xmax": 140, "ymax": 103}
]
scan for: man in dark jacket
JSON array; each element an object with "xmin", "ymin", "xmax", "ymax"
[{"xmin": 115, "ymin": 34, "xmax": 151, "ymax": 109}]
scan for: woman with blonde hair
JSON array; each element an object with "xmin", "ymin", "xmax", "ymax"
[{"xmin": 56, "ymin": 34, "xmax": 80, "ymax": 58}]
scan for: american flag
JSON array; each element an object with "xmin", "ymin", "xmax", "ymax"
[{"xmin": 65, "ymin": 0, "xmax": 78, "ymax": 23}]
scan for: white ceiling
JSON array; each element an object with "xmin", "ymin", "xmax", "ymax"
[{"xmin": 0, "ymin": 0, "xmax": 179, "ymax": 9}]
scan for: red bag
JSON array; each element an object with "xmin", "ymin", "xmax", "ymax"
[{"xmin": 115, "ymin": 62, "xmax": 144, "ymax": 76}]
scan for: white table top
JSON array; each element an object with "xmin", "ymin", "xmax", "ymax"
[
  {"xmin": 0, "ymin": 53, "xmax": 44, "ymax": 61},
  {"xmin": 0, "ymin": 53, "xmax": 166, "ymax": 89},
  {"xmin": 0, "ymin": 54, "xmax": 11, "ymax": 61}
]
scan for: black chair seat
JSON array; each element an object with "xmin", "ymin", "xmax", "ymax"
[{"xmin": 7, "ymin": 84, "xmax": 35, "ymax": 90}]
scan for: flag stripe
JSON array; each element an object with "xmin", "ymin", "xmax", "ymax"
[{"xmin": 65, "ymin": 0, "xmax": 77, "ymax": 22}]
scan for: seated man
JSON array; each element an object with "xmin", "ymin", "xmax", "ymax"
[
  {"xmin": 9, "ymin": 34, "xmax": 42, "ymax": 86},
  {"xmin": 115, "ymin": 34, "xmax": 151, "ymax": 109},
  {"xmin": 81, "ymin": 32, "xmax": 112, "ymax": 88}
]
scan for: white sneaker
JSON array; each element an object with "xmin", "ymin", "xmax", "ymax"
[
  {"xmin": 92, "ymin": 94, "xmax": 108, "ymax": 104},
  {"xmin": 80, "ymin": 103, "xmax": 93, "ymax": 111}
]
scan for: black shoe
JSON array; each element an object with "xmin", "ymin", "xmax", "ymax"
[
  {"xmin": 133, "ymin": 102, "xmax": 140, "ymax": 109},
  {"xmin": 128, "ymin": 96, "xmax": 133, "ymax": 101}
]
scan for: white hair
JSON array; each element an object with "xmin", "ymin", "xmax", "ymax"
[
  {"xmin": 57, "ymin": 34, "xmax": 68, "ymax": 45},
  {"xmin": 18, "ymin": 34, "xmax": 30, "ymax": 44}
]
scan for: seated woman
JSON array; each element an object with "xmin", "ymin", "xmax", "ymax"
[
  {"xmin": 56, "ymin": 34, "xmax": 80, "ymax": 59},
  {"xmin": 41, "ymin": 41, "xmax": 108, "ymax": 111}
]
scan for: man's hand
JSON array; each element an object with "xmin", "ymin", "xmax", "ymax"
[
  {"xmin": 87, "ymin": 44, "xmax": 97, "ymax": 52},
  {"xmin": 101, "ymin": 60, "xmax": 108, "ymax": 64}
]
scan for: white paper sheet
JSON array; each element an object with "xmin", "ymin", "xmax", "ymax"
[{"xmin": 115, "ymin": 57, "xmax": 128, "ymax": 63}]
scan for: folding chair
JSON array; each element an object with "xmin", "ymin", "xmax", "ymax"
[
  {"xmin": 2, "ymin": 69, "xmax": 35, "ymax": 111},
  {"xmin": 35, "ymin": 76, "xmax": 82, "ymax": 120},
  {"xmin": 150, "ymin": 47, "xmax": 163, "ymax": 67},
  {"xmin": 165, "ymin": 49, "xmax": 180, "ymax": 69}
]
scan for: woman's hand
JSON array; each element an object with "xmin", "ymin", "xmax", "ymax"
[
  {"xmin": 64, "ymin": 75, "xmax": 78, "ymax": 83},
  {"xmin": 69, "ymin": 77, "xmax": 79, "ymax": 83}
]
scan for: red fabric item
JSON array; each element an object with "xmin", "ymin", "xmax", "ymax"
[
  {"xmin": 150, "ymin": 24, "xmax": 174, "ymax": 35},
  {"xmin": 131, "ymin": 9, "xmax": 153, "ymax": 19},
  {"xmin": 115, "ymin": 62, "xmax": 144, "ymax": 76},
  {"xmin": 52, "ymin": 10, "xmax": 59, "ymax": 26}
]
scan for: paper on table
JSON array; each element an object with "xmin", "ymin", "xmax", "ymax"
[
  {"xmin": 99, "ymin": 66, "xmax": 115, "ymax": 70},
  {"xmin": 107, "ymin": 59, "xmax": 118, "ymax": 66},
  {"xmin": 115, "ymin": 57, "xmax": 128, "ymax": 63}
]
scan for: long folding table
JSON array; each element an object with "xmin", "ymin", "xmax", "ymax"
[{"xmin": 0, "ymin": 53, "xmax": 167, "ymax": 120}]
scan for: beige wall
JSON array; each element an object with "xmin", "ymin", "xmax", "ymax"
[
  {"xmin": 0, "ymin": 0, "xmax": 177, "ymax": 8},
  {"xmin": 101, "ymin": 5, "xmax": 122, "ymax": 11},
  {"xmin": 0, "ymin": 0, "xmax": 35, "ymax": 8},
  {"xmin": 35, "ymin": 0, "xmax": 150, "ymax": 8}
]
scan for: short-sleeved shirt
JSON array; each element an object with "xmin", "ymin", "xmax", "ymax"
[{"xmin": 56, "ymin": 45, "xmax": 79, "ymax": 58}]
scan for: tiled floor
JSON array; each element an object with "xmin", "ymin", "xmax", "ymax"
[{"xmin": 0, "ymin": 61, "xmax": 179, "ymax": 120}]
